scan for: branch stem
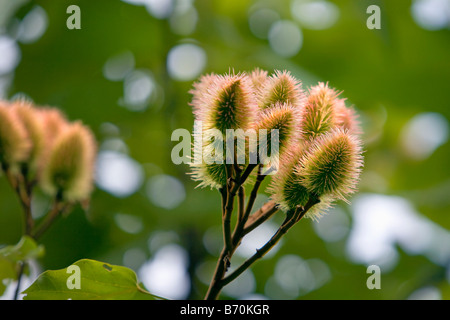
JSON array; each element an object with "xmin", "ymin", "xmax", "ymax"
[
  {"xmin": 206, "ymin": 195, "xmax": 319, "ymax": 300},
  {"xmin": 222, "ymin": 196, "xmax": 319, "ymax": 287}
]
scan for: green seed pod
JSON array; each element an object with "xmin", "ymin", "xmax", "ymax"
[
  {"xmin": 298, "ymin": 128, "xmax": 363, "ymax": 202},
  {"xmin": 301, "ymin": 82, "xmax": 340, "ymax": 140},
  {"xmin": 189, "ymin": 73, "xmax": 258, "ymax": 188},
  {"xmin": 257, "ymin": 70, "xmax": 304, "ymax": 110},
  {"xmin": 255, "ymin": 102, "xmax": 301, "ymax": 164},
  {"xmin": 40, "ymin": 121, "xmax": 96, "ymax": 202},
  {"xmin": 190, "ymin": 162, "xmax": 227, "ymax": 190},
  {"xmin": 267, "ymin": 146, "xmax": 339, "ymax": 220},
  {"xmin": 190, "ymin": 72, "xmax": 258, "ymax": 135},
  {"xmin": 267, "ymin": 146, "xmax": 310, "ymax": 212}
]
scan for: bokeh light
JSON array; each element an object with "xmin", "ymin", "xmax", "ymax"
[
  {"xmin": 400, "ymin": 112, "xmax": 449, "ymax": 160},
  {"xmin": 167, "ymin": 43, "xmax": 207, "ymax": 81},
  {"xmin": 139, "ymin": 243, "xmax": 190, "ymax": 300},
  {"xmin": 95, "ymin": 150, "xmax": 144, "ymax": 198},
  {"xmin": 411, "ymin": 0, "xmax": 450, "ymax": 30},
  {"xmin": 0, "ymin": 36, "xmax": 20, "ymax": 75},
  {"xmin": 146, "ymin": 174, "xmax": 186, "ymax": 209},
  {"xmin": 268, "ymin": 20, "xmax": 303, "ymax": 58},
  {"xmin": 291, "ymin": 0, "xmax": 339, "ymax": 30}
]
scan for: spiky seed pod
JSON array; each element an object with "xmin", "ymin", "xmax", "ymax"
[
  {"xmin": 189, "ymin": 73, "xmax": 217, "ymax": 116},
  {"xmin": 267, "ymin": 146, "xmax": 310, "ymax": 212},
  {"xmin": 10, "ymin": 100, "xmax": 46, "ymax": 173},
  {"xmin": 248, "ymin": 68, "xmax": 268, "ymax": 92},
  {"xmin": 0, "ymin": 101, "xmax": 30, "ymax": 167},
  {"xmin": 189, "ymin": 73, "xmax": 258, "ymax": 188},
  {"xmin": 190, "ymin": 72, "xmax": 258, "ymax": 135},
  {"xmin": 300, "ymin": 82, "xmax": 341, "ymax": 141},
  {"xmin": 255, "ymin": 102, "xmax": 301, "ymax": 164},
  {"xmin": 35, "ymin": 107, "xmax": 69, "ymax": 171},
  {"xmin": 38, "ymin": 107, "xmax": 69, "ymax": 146},
  {"xmin": 189, "ymin": 162, "xmax": 227, "ymax": 190},
  {"xmin": 297, "ymin": 128, "xmax": 363, "ymax": 202},
  {"xmin": 257, "ymin": 70, "xmax": 304, "ymax": 110},
  {"xmin": 267, "ymin": 146, "xmax": 338, "ymax": 220},
  {"xmin": 303, "ymin": 194, "xmax": 334, "ymax": 220},
  {"xmin": 189, "ymin": 129, "xmax": 241, "ymax": 189},
  {"xmin": 334, "ymin": 98, "xmax": 362, "ymax": 135},
  {"xmin": 40, "ymin": 121, "xmax": 96, "ymax": 202}
]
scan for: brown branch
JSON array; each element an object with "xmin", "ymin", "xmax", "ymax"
[
  {"xmin": 206, "ymin": 196, "xmax": 320, "ymax": 299},
  {"xmin": 242, "ymin": 200, "xmax": 278, "ymax": 236}
]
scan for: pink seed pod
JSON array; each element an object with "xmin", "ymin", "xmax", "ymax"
[
  {"xmin": 40, "ymin": 121, "xmax": 97, "ymax": 202},
  {"xmin": 334, "ymin": 98, "xmax": 362, "ymax": 135},
  {"xmin": 248, "ymin": 68, "xmax": 269, "ymax": 92},
  {"xmin": 10, "ymin": 100, "xmax": 46, "ymax": 173},
  {"xmin": 0, "ymin": 100, "xmax": 31, "ymax": 167}
]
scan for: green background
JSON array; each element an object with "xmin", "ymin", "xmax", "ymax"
[{"xmin": 0, "ymin": 0, "xmax": 449, "ymax": 300}]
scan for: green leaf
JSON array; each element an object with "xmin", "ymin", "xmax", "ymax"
[
  {"xmin": 0, "ymin": 258, "xmax": 16, "ymax": 295},
  {"xmin": 0, "ymin": 236, "xmax": 45, "ymax": 295},
  {"xmin": 0, "ymin": 235, "xmax": 45, "ymax": 262},
  {"xmin": 22, "ymin": 259, "xmax": 165, "ymax": 300}
]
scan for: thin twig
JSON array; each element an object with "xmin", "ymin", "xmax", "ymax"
[
  {"xmin": 219, "ymin": 187, "xmax": 227, "ymax": 217},
  {"xmin": 239, "ymin": 163, "xmax": 257, "ymax": 185},
  {"xmin": 32, "ymin": 200, "xmax": 68, "ymax": 240},
  {"xmin": 232, "ymin": 165, "xmax": 265, "ymax": 247},
  {"xmin": 242, "ymin": 200, "xmax": 278, "ymax": 236},
  {"xmin": 221, "ymin": 197, "xmax": 319, "ymax": 288},
  {"xmin": 206, "ymin": 162, "xmax": 258, "ymax": 300},
  {"xmin": 2, "ymin": 165, "xmax": 34, "ymax": 299},
  {"xmin": 237, "ymin": 186, "xmax": 245, "ymax": 223},
  {"xmin": 207, "ymin": 196, "xmax": 320, "ymax": 299},
  {"xmin": 223, "ymin": 165, "xmax": 235, "ymax": 255},
  {"xmin": 13, "ymin": 262, "xmax": 26, "ymax": 300}
]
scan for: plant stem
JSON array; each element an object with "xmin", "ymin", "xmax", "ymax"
[
  {"xmin": 221, "ymin": 196, "xmax": 319, "ymax": 288},
  {"xmin": 18, "ymin": 179, "xmax": 34, "ymax": 236},
  {"xmin": 232, "ymin": 165, "xmax": 265, "ymax": 247},
  {"xmin": 2, "ymin": 165, "xmax": 35, "ymax": 300},
  {"xmin": 204, "ymin": 246, "xmax": 231, "ymax": 300},
  {"xmin": 1, "ymin": 164, "xmax": 70, "ymax": 299},
  {"xmin": 242, "ymin": 200, "xmax": 278, "ymax": 236},
  {"xmin": 240, "ymin": 163, "xmax": 256, "ymax": 183},
  {"xmin": 205, "ymin": 162, "xmax": 257, "ymax": 300},
  {"xmin": 2, "ymin": 165, "xmax": 36, "ymax": 236},
  {"xmin": 13, "ymin": 262, "xmax": 26, "ymax": 300},
  {"xmin": 205, "ymin": 195, "xmax": 319, "ymax": 300},
  {"xmin": 32, "ymin": 200, "xmax": 66, "ymax": 240},
  {"xmin": 223, "ymin": 165, "xmax": 235, "ymax": 255},
  {"xmin": 237, "ymin": 186, "xmax": 245, "ymax": 223}
]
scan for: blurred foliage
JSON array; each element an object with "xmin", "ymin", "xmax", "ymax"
[{"xmin": 0, "ymin": 0, "xmax": 449, "ymax": 299}]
